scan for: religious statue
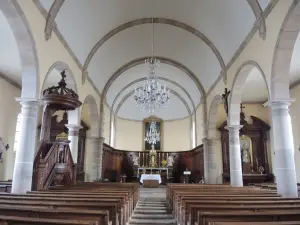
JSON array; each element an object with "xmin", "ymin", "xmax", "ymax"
[
  {"xmin": 240, "ymin": 135, "xmax": 251, "ymax": 163},
  {"xmin": 132, "ymin": 155, "xmax": 139, "ymax": 166},
  {"xmin": 149, "ymin": 145, "xmax": 157, "ymax": 167},
  {"xmin": 167, "ymin": 155, "xmax": 174, "ymax": 167}
]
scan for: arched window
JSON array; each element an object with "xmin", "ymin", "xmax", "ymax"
[{"xmin": 13, "ymin": 114, "xmax": 21, "ymax": 152}]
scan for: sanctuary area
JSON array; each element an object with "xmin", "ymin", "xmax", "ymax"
[{"xmin": 0, "ymin": 0, "xmax": 300, "ymax": 224}]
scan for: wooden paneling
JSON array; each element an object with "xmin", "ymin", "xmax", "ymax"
[{"xmin": 102, "ymin": 144, "xmax": 204, "ymax": 183}]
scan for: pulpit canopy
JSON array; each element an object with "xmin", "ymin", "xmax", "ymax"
[{"xmin": 42, "ymin": 71, "xmax": 82, "ymax": 110}]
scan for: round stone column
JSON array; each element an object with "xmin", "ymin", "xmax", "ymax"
[
  {"xmin": 202, "ymin": 138, "xmax": 209, "ymax": 182},
  {"xmin": 206, "ymin": 138, "xmax": 217, "ymax": 184},
  {"xmin": 87, "ymin": 136, "xmax": 101, "ymax": 181},
  {"xmin": 65, "ymin": 124, "xmax": 82, "ymax": 163},
  {"xmin": 226, "ymin": 125, "xmax": 243, "ymax": 187},
  {"xmin": 99, "ymin": 137, "xmax": 105, "ymax": 179},
  {"xmin": 12, "ymin": 99, "xmax": 40, "ymax": 193},
  {"xmin": 266, "ymin": 100, "xmax": 298, "ymax": 197}
]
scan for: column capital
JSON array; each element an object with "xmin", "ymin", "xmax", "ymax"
[
  {"xmin": 15, "ymin": 98, "xmax": 41, "ymax": 106},
  {"xmin": 65, "ymin": 124, "xmax": 82, "ymax": 131},
  {"xmin": 225, "ymin": 125, "xmax": 243, "ymax": 130},
  {"xmin": 263, "ymin": 99, "xmax": 295, "ymax": 108},
  {"xmin": 65, "ymin": 124, "xmax": 82, "ymax": 136}
]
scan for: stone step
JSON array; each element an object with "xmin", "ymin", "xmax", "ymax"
[
  {"xmin": 133, "ymin": 209, "xmax": 172, "ymax": 214},
  {"xmin": 132, "ymin": 213, "xmax": 174, "ymax": 219},
  {"xmin": 129, "ymin": 218, "xmax": 177, "ymax": 225},
  {"xmin": 136, "ymin": 206, "xmax": 168, "ymax": 209}
]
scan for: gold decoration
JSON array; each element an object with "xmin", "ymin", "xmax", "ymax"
[
  {"xmin": 56, "ymin": 132, "xmax": 68, "ymax": 140},
  {"xmin": 161, "ymin": 159, "xmax": 167, "ymax": 167}
]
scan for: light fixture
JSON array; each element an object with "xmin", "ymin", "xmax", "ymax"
[
  {"xmin": 133, "ymin": 0, "xmax": 170, "ymax": 113},
  {"xmin": 145, "ymin": 121, "xmax": 160, "ymax": 149}
]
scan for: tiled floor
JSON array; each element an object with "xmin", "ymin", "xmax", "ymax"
[{"xmin": 129, "ymin": 187, "xmax": 177, "ymax": 225}]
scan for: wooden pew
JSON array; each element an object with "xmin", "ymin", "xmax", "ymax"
[
  {"xmin": 0, "ymin": 183, "xmax": 139, "ymax": 225},
  {"xmin": 0, "ymin": 205, "xmax": 109, "ymax": 225},
  {"xmin": 209, "ymin": 222, "xmax": 300, "ymax": 225},
  {"xmin": 0, "ymin": 215, "xmax": 98, "ymax": 225},
  {"xmin": 167, "ymin": 184, "xmax": 300, "ymax": 225},
  {"xmin": 197, "ymin": 210, "xmax": 300, "ymax": 225}
]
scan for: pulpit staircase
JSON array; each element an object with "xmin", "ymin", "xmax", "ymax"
[{"xmin": 32, "ymin": 139, "xmax": 76, "ymax": 191}]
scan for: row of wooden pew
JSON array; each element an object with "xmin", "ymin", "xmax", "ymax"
[
  {"xmin": 0, "ymin": 181, "xmax": 11, "ymax": 193},
  {"xmin": 0, "ymin": 182, "xmax": 139, "ymax": 225},
  {"xmin": 167, "ymin": 183, "xmax": 300, "ymax": 225}
]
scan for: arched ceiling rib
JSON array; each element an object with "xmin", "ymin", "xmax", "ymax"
[
  {"xmin": 111, "ymin": 77, "xmax": 196, "ymax": 114},
  {"xmin": 246, "ymin": 0, "xmax": 266, "ymax": 39},
  {"xmin": 44, "ymin": 0, "xmax": 65, "ymax": 40},
  {"xmin": 83, "ymin": 18, "xmax": 225, "ymax": 75},
  {"xmin": 37, "ymin": 0, "xmax": 269, "ymax": 120},
  {"xmin": 115, "ymin": 89, "xmax": 191, "ymax": 121},
  {"xmin": 102, "ymin": 56, "xmax": 205, "ymax": 102}
]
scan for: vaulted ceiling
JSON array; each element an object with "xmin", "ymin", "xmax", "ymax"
[{"xmin": 4, "ymin": 0, "xmax": 292, "ymax": 121}]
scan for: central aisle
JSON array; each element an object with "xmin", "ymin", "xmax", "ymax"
[{"xmin": 129, "ymin": 187, "xmax": 177, "ymax": 225}]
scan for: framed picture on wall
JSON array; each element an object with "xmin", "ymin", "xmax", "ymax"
[{"xmin": 143, "ymin": 116, "xmax": 163, "ymax": 151}]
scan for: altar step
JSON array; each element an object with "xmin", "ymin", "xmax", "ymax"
[{"xmin": 129, "ymin": 188, "xmax": 177, "ymax": 225}]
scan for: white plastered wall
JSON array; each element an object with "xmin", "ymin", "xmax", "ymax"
[
  {"xmin": 115, "ymin": 117, "xmax": 191, "ymax": 151},
  {"xmin": 289, "ymin": 85, "xmax": 300, "ymax": 183},
  {"xmin": 0, "ymin": 79, "xmax": 20, "ymax": 180}
]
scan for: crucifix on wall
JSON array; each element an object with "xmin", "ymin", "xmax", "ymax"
[{"xmin": 222, "ymin": 88, "xmax": 230, "ymax": 116}]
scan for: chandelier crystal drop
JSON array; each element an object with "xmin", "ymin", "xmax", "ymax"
[
  {"xmin": 145, "ymin": 121, "xmax": 160, "ymax": 148},
  {"xmin": 134, "ymin": 58, "xmax": 170, "ymax": 113}
]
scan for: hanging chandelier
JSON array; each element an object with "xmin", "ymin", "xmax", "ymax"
[
  {"xmin": 133, "ymin": 0, "xmax": 170, "ymax": 113},
  {"xmin": 145, "ymin": 121, "xmax": 160, "ymax": 149}
]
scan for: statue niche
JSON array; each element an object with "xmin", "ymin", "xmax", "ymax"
[{"xmin": 218, "ymin": 108, "xmax": 273, "ymax": 185}]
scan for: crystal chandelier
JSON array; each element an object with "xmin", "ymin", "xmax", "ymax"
[
  {"xmin": 133, "ymin": 0, "xmax": 170, "ymax": 113},
  {"xmin": 145, "ymin": 121, "xmax": 160, "ymax": 149}
]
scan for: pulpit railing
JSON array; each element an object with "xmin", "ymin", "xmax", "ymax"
[{"xmin": 32, "ymin": 139, "xmax": 76, "ymax": 190}]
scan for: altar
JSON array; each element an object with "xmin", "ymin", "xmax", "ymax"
[
  {"xmin": 140, "ymin": 174, "xmax": 162, "ymax": 184},
  {"xmin": 140, "ymin": 174, "xmax": 161, "ymax": 188}
]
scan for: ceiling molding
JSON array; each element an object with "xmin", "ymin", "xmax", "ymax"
[
  {"xmin": 101, "ymin": 56, "xmax": 205, "ymax": 107},
  {"xmin": 111, "ymin": 77, "xmax": 196, "ymax": 114},
  {"xmin": 0, "ymin": 72, "xmax": 21, "ymax": 90},
  {"xmin": 44, "ymin": 0, "xmax": 65, "ymax": 40},
  {"xmin": 247, "ymin": 0, "xmax": 266, "ymax": 40},
  {"xmin": 83, "ymin": 17, "xmax": 226, "ymax": 81},
  {"xmin": 33, "ymin": 0, "xmax": 83, "ymax": 70},
  {"xmin": 206, "ymin": 0, "xmax": 279, "ymax": 97},
  {"xmin": 115, "ymin": 88, "xmax": 191, "ymax": 122}
]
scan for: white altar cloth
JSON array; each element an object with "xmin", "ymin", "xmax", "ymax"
[{"xmin": 140, "ymin": 174, "xmax": 162, "ymax": 184}]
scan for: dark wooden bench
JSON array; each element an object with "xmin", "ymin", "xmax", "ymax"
[
  {"xmin": 0, "ymin": 215, "xmax": 97, "ymax": 225},
  {"xmin": 197, "ymin": 210, "xmax": 300, "ymax": 225}
]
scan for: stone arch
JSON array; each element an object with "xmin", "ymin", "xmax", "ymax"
[
  {"xmin": 228, "ymin": 60, "xmax": 270, "ymax": 125},
  {"xmin": 82, "ymin": 95, "xmax": 99, "ymax": 137},
  {"xmin": 41, "ymin": 61, "xmax": 78, "ymax": 96},
  {"xmin": 83, "ymin": 18, "xmax": 226, "ymax": 79},
  {"xmin": 41, "ymin": 61, "xmax": 80, "ymax": 125},
  {"xmin": 0, "ymin": 0, "xmax": 39, "ymax": 99},
  {"xmin": 208, "ymin": 95, "xmax": 223, "ymax": 139},
  {"xmin": 115, "ymin": 89, "xmax": 192, "ymax": 117},
  {"xmin": 271, "ymin": 0, "xmax": 300, "ymax": 101}
]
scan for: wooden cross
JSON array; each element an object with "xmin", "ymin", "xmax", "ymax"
[{"xmin": 240, "ymin": 103, "xmax": 245, "ymax": 112}]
